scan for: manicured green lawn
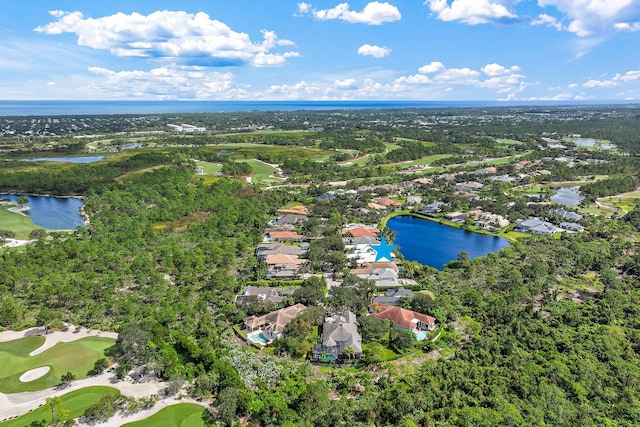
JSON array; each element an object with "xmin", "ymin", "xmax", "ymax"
[
  {"xmin": 194, "ymin": 160, "xmax": 222, "ymax": 175},
  {"xmin": 387, "ymin": 154, "xmax": 453, "ymax": 168},
  {"xmin": 0, "ymin": 386, "xmax": 120, "ymax": 427},
  {"xmin": 496, "ymin": 138, "xmax": 523, "ymax": 145},
  {"xmin": 0, "ymin": 205, "xmax": 46, "ymax": 240},
  {"xmin": 242, "ymin": 159, "xmax": 285, "ymax": 184},
  {"xmin": 0, "ymin": 336, "xmax": 115, "ymax": 393},
  {"xmin": 122, "ymin": 403, "xmax": 207, "ymax": 427},
  {"xmin": 384, "ymin": 142, "xmax": 401, "ymax": 152}
]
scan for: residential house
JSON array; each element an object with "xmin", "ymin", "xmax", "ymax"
[
  {"xmin": 268, "ymin": 231, "xmax": 305, "ymax": 242},
  {"xmin": 267, "ymin": 263, "xmax": 306, "ymax": 279},
  {"xmin": 276, "ymin": 205, "xmax": 309, "ymax": 216},
  {"xmin": 354, "ymin": 267, "xmax": 399, "ymax": 287},
  {"xmin": 313, "ymin": 310, "xmax": 362, "ymax": 360},
  {"xmin": 377, "ymin": 197, "xmax": 403, "ymax": 208},
  {"xmin": 368, "ymin": 302, "xmax": 436, "ymax": 339},
  {"xmin": 474, "ymin": 166, "xmax": 497, "ymax": 175},
  {"xmin": 471, "ymin": 211, "xmax": 510, "ymax": 231},
  {"xmin": 367, "ymin": 202, "xmax": 388, "ymax": 211},
  {"xmin": 372, "ymin": 287, "xmax": 414, "ymax": 306},
  {"xmin": 420, "ymin": 201, "xmax": 447, "ymax": 214},
  {"xmin": 453, "ymin": 181, "xmax": 484, "ymax": 191},
  {"xmin": 549, "ymin": 208, "xmax": 582, "ymax": 222},
  {"xmin": 406, "ymin": 195, "xmax": 423, "ymax": 205},
  {"xmin": 341, "ymin": 226, "xmax": 380, "ymax": 238},
  {"xmin": 316, "ymin": 193, "xmax": 335, "ymax": 202},
  {"xmin": 514, "ymin": 218, "xmax": 559, "ymax": 235},
  {"xmin": 351, "ymin": 236, "xmax": 380, "ymax": 246},
  {"xmin": 235, "ymin": 286, "xmax": 294, "ymax": 306},
  {"xmin": 412, "ymin": 177, "xmax": 433, "ymax": 185},
  {"xmin": 396, "ymin": 181, "xmax": 415, "ymax": 190},
  {"xmin": 346, "ymin": 237, "xmax": 396, "ymax": 264},
  {"xmin": 274, "ymin": 213, "xmax": 306, "ymax": 225},
  {"xmin": 560, "ymin": 222, "xmax": 585, "ymax": 232},
  {"xmin": 256, "ymin": 242, "xmax": 307, "ymax": 261},
  {"xmin": 243, "ymin": 303, "xmax": 307, "ymax": 341},
  {"xmin": 444, "ymin": 212, "xmax": 469, "ymax": 223}
]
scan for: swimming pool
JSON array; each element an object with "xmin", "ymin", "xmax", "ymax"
[
  {"xmin": 416, "ymin": 331, "xmax": 428, "ymax": 341},
  {"xmin": 248, "ymin": 332, "xmax": 271, "ymax": 345}
]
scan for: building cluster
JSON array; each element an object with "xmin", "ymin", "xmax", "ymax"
[
  {"xmin": 238, "ymin": 203, "xmax": 436, "ymax": 358},
  {"xmin": 167, "ymin": 123, "xmax": 207, "ymax": 134}
]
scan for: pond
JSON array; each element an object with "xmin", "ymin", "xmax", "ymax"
[
  {"xmin": 1, "ymin": 194, "xmax": 85, "ymax": 230},
  {"xmin": 21, "ymin": 156, "xmax": 105, "ymax": 163},
  {"xmin": 551, "ymin": 186, "xmax": 584, "ymax": 206},
  {"xmin": 571, "ymin": 138, "xmax": 597, "ymax": 147},
  {"xmin": 386, "ymin": 215, "xmax": 510, "ymax": 270}
]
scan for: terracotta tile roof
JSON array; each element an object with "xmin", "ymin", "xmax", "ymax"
[
  {"xmin": 377, "ymin": 197, "xmax": 402, "ymax": 206},
  {"xmin": 276, "ymin": 205, "xmax": 309, "ymax": 215},
  {"xmin": 264, "ymin": 254, "xmax": 307, "ymax": 265},
  {"xmin": 341, "ymin": 227, "xmax": 379, "ymax": 237},
  {"xmin": 369, "ymin": 302, "xmax": 435, "ymax": 330},
  {"xmin": 269, "ymin": 231, "xmax": 304, "ymax": 240}
]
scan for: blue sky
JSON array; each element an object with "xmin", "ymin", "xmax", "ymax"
[{"xmin": 1, "ymin": 1, "xmax": 639, "ymax": 101}]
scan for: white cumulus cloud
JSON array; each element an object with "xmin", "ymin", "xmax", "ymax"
[
  {"xmin": 418, "ymin": 61, "xmax": 446, "ymax": 74},
  {"xmin": 358, "ymin": 44, "xmax": 392, "ymax": 58},
  {"xmin": 531, "ymin": 13, "xmax": 564, "ymax": 30},
  {"xmin": 395, "ymin": 74, "xmax": 432, "ymax": 84},
  {"xmin": 395, "ymin": 61, "xmax": 528, "ymax": 98},
  {"xmin": 35, "ymin": 10, "xmax": 297, "ymax": 67},
  {"xmin": 82, "ymin": 65, "xmax": 244, "ymax": 99},
  {"xmin": 335, "ymin": 78, "xmax": 358, "ymax": 89},
  {"xmin": 302, "ymin": 2, "xmax": 401, "ymax": 25},
  {"xmin": 583, "ymin": 70, "xmax": 640, "ymax": 87},
  {"xmin": 425, "ymin": 0, "xmax": 519, "ymax": 25},
  {"xmin": 537, "ymin": 0, "xmax": 640, "ymax": 37},
  {"xmin": 482, "ymin": 63, "xmax": 521, "ymax": 76}
]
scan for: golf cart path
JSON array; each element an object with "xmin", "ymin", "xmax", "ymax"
[{"xmin": 0, "ymin": 327, "xmax": 206, "ymax": 425}]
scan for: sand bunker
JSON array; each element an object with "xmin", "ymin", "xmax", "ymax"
[{"xmin": 19, "ymin": 366, "xmax": 51, "ymax": 382}]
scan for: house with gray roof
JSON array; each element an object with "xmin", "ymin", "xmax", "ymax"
[
  {"xmin": 256, "ymin": 242, "xmax": 307, "ymax": 261},
  {"xmin": 372, "ymin": 287, "xmax": 414, "ymax": 307},
  {"xmin": 420, "ymin": 201, "xmax": 447, "ymax": 214},
  {"xmin": 235, "ymin": 286, "xmax": 294, "ymax": 306},
  {"xmin": 514, "ymin": 218, "xmax": 559, "ymax": 235},
  {"xmin": 549, "ymin": 208, "xmax": 583, "ymax": 222},
  {"xmin": 560, "ymin": 222, "xmax": 585, "ymax": 233},
  {"xmin": 244, "ymin": 303, "xmax": 307, "ymax": 341},
  {"xmin": 313, "ymin": 310, "xmax": 362, "ymax": 360}
]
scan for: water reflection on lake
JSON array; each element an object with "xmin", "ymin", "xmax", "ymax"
[
  {"xmin": 0, "ymin": 194, "xmax": 85, "ymax": 230},
  {"xmin": 22, "ymin": 156, "xmax": 105, "ymax": 163},
  {"xmin": 386, "ymin": 215, "xmax": 510, "ymax": 270},
  {"xmin": 551, "ymin": 187, "xmax": 584, "ymax": 206}
]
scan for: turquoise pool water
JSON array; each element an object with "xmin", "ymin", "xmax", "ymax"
[
  {"xmin": 248, "ymin": 332, "xmax": 270, "ymax": 345},
  {"xmin": 416, "ymin": 331, "xmax": 427, "ymax": 341}
]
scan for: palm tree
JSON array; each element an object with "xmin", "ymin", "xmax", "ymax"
[{"xmin": 343, "ymin": 345, "xmax": 356, "ymax": 360}]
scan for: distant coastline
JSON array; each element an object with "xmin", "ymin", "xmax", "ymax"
[{"xmin": 0, "ymin": 99, "xmax": 631, "ymax": 117}]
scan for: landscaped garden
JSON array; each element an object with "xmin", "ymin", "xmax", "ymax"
[{"xmin": 0, "ymin": 336, "xmax": 115, "ymax": 393}]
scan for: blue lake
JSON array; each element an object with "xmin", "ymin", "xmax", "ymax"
[
  {"xmin": 551, "ymin": 187, "xmax": 584, "ymax": 206},
  {"xmin": 22, "ymin": 156, "xmax": 105, "ymax": 163},
  {"xmin": 386, "ymin": 215, "xmax": 510, "ymax": 270},
  {"xmin": 1, "ymin": 194, "xmax": 85, "ymax": 230}
]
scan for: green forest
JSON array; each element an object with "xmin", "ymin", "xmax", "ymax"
[{"xmin": 1, "ymin": 106, "xmax": 640, "ymax": 426}]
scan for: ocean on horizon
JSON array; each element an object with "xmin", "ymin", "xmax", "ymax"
[{"xmin": 0, "ymin": 99, "xmax": 607, "ymax": 117}]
